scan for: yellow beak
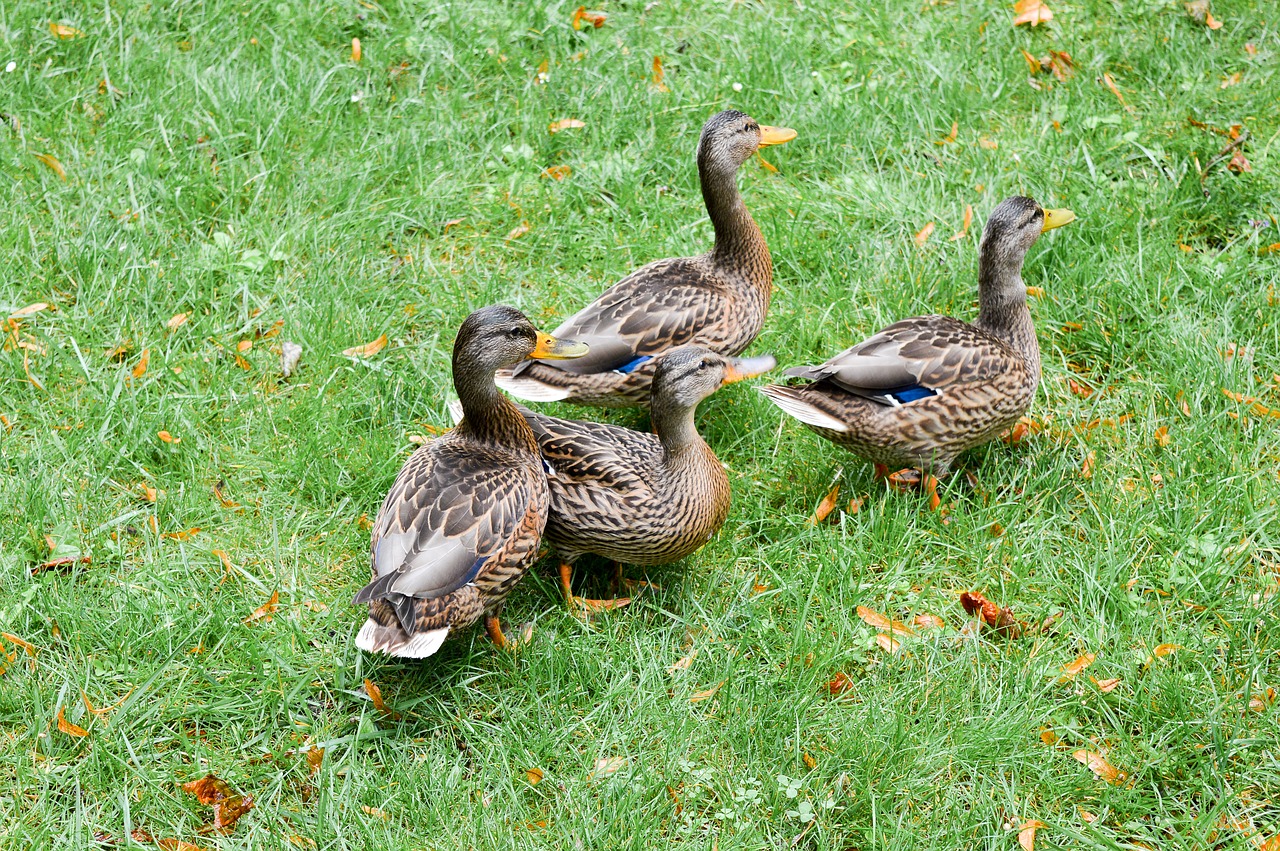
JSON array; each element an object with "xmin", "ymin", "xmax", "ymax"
[
  {"xmin": 722, "ymin": 354, "xmax": 777, "ymax": 384},
  {"xmin": 532, "ymin": 332, "xmax": 589, "ymax": 360},
  {"xmin": 1041, "ymin": 208, "xmax": 1076, "ymax": 232},
  {"xmin": 757, "ymin": 125, "xmax": 797, "ymax": 148}
]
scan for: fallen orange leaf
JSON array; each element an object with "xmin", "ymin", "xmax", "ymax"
[
  {"xmin": 542, "ymin": 165, "xmax": 572, "ymax": 180},
  {"xmin": 570, "ymin": 6, "xmax": 606, "ymax": 29},
  {"xmin": 1091, "ymin": 676, "xmax": 1121, "ymax": 693},
  {"xmin": 350, "ymin": 37, "xmax": 361, "ymax": 62},
  {"xmin": 1012, "ymin": 0, "xmax": 1053, "ymax": 26},
  {"xmin": 1067, "ymin": 378, "xmax": 1094, "ymax": 398},
  {"xmin": 1, "ymin": 632, "xmax": 36, "ymax": 656},
  {"xmin": 548, "ymin": 118, "xmax": 586, "ymax": 134},
  {"xmin": 1153, "ymin": 643, "xmax": 1180, "ymax": 657},
  {"xmin": 856, "ymin": 605, "xmax": 916, "ymax": 637},
  {"xmin": 236, "ymin": 340, "xmax": 252, "ymax": 353},
  {"xmin": 1018, "ymin": 820, "xmax": 1046, "ymax": 851},
  {"xmin": 506, "ymin": 223, "xmax": 531, "ymax": 241},
  {"xmin": 689, "ymin": 680, "xmax": 724, "ymax": 703},
  {"xmin": 132, "ymin": 348, "xmax": 150, "ymax": 379},
  {"xmin": 590, "ymin": 756, "xmax": 627, "ymax": 778},
  {"xmin": 914, "ymin": 221, "xmax": 935, "ymax": 248},
  {"xmin": 914, "ymin": 614, "xmax": 946, "ymax": 630},
  {"xmin": 1059, "ymin": 652, "xmax": 1096, "ymax": 680},
  {"xmin": 166, "ymin": 312, "xmax": 189, "ymax": 331},
  {"xmin": 935, "ymin": 121, "xmax": 958, "ymax": 145},
  {"xmin": 243, "ymin": 590, "xmax": 279, "ymax": 624},
  {"xmin": 162, "ymin": 527, "xmax": 200, "ymax": 541},
  {"xmin": 213, "ymin": 480, "xmax": 239, "ymax": 508},
  {"xmin": 343, "ymin": 334, "xmax": 388, "ymax": 358},
  {"xmin": 959, "ymin": 591, "xmax": 1023, "ymax": 637},
  {"xmin": 156, "ymin": 839, "xmax": 210, "ymax": 851},
  {"xmin": 364, "ymin": 678, "xmax": 400, "ymax": 719},
  {"xmin": 875, "ymin": 633, "xmax": 901, "ymax": 654},
  {"xmin": 1101, "ymin": 72, "xmax": 1129, "ymax": 109},
  {"xmin": 803, "ymin": 752, "xmax": 817, "ymax": 770},
  {"xmin": 808, "ymin": 483, "xmax": 841, "ymax": 525},
  {"xmin": 361, "ymin": 805, "xmax": 389, "ymax": 820},
  {"xmin": 140, "ymin": 483, "xmax": 158, "ymax": 502},
  {"xmin": 650, "ymin": 55, "xmax": 670, "ymax": 92},
  {"xmin": 180, "ymin": 774, "xmax": 255, "ymax": 834},
  {"xmin": 526, "ymin": 767, "xmax": 544, "ymax": 785},
  {"xmin": 1080, "ymin": 450, "xmax": 1096, "ymax": 480},
  {"xmin": 57, "ymin": 706, "xmax": 90, "ymax": 738},
  {"xmin": 49, "ymin": 22, "xmax": 84, "ymax": 38},
  {"xmin": 306, "ymin": 746, "xmax": 324, "ymax": 775},
  {"xmin": 158, "ymin": 430, "xmax": 180, "ymax": 444},
  {"xmin": 33, "ymin": 153, "xmax": 67, "ymax": 180},
  {"xmin": 667, "ymin": 648, "xmax": 697, "ymax": 673},
  {"xmin": 1153, "ymin": 426, "xmax": 1170, "ymax": 447},
  {"xmin": 9, "ymin": 303, "xmax": 50, "ymax": 319},
  {"xmin": 825, "ymin": 671, "xmax": 855, "ymax": 695},
  {"xmin": 1039, "ymin": 726, "xmax": 1058, "ymax": 745},
  {"xmin": 1073, "ymin": 749, "xmax": 1122, "ymax": 784}
]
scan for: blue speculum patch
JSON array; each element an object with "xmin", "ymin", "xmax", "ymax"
[
  {"xmin": 613, "ymin": 355, "xmax": 654, "ymax": 375},
  {"xmin": 888, "ymin": 385, "xmax": 937, "ymax": 404}
]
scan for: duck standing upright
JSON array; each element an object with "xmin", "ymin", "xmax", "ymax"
[
  {"xmin": 495, "ymin": 109, "xmax": 795, "ymax": 408},
  {"xmin": 353, "ymin": 305, "xmax": 587, "ymax": 658},
  {"xmin": 759, "ymin": 197, "xmax": 1075, "ymax": 509},
  {"xmin": 520, "ymin": 345, "xmax": 776, "ymax": 609}
]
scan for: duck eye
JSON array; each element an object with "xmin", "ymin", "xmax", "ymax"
[
  {"xmin": 509, "ymin": 327, "xmax": 523, "ymax": 338},
  {"xmin": 700, "ymin": 360, "xmax": 710, "ymax": 369}
]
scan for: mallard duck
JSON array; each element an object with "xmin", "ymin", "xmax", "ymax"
[
  {"xmin": 759, "ymin": 196, "xmax": 1075, "ymax": 509},
  {"xmin": 494, "ymin": 109, "xmax": 795, "ymax": 408},
  {"xmin": 519, "ymin": 345, "xmax": 776, "ymax": 609},
  {"xmin": 353, "ymin": 305, "xmax": 588, "ymax": 658}
]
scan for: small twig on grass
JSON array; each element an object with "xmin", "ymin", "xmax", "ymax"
[{"xmin": 1198, "ymin": 127, "xmax": 1249, "ymax": 188}]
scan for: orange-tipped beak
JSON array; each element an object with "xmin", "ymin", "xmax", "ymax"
[
  {"xmin": 757, "ymin": 125, "xmax": 797, "ymax": 148},
  {"xmin": 1041, "ymin": 208, "xmax": 1075, "ymax": 232},
  {"xmin": 722, "ymin": 354, "xmax": 777, "ymax": 384},
  {"xmin": 532, "ymin": 332, "xmax": 589, "ymax": 360}
]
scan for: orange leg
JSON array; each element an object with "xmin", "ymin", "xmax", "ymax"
[
  {"xmin": 485, "ymin": 614, "xmax": 508, "ymax": 649},
  {"xmin": 923, "ymin": 474, "xmax": 941, "ymax": 511},
  {"xmin": 886, "ymin": 468, "xmax": 943, "ymax": 511},
  {"xmin": 560, "ymin": 560, "xmax": 631, "ymax": 615}
]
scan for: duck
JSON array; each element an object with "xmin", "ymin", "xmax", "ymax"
[
  {"xmin": 494, "ymin": 109, "xmax": 795, "ymax": 409},
  {"xmin": 519, "ymin": 345, "xmax": 776, "ymax": 609},
  {"xmin": 353, "ymin": 305, "xmax": 588, "ymax": 658},
  {"xmin": 758, "ymin": 196, "xmax": 1075, "ymax": 509}
]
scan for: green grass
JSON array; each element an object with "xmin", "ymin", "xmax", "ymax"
[{"xmin": 2, "ymin": 0, "xmax": 1278, "ymax": 847}]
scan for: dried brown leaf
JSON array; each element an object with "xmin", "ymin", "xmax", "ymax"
[
  {"xmin": 914, "ymin": 221, "xmax": 935, "ymax": 248},
  {"xmin": 243, "ymin": 590, "xmax": 279, "ymax": 624},
  {"xmin": 132, "ymin": 348, "xmax": 150, "ymax": 379},
  {"xmin": 1059, "ymin": 652, "xmax": 1096, "ymax": 680},
  {"xmin": 1, "ymin": 632, "xmax": 36, "ymax": 656},
  {"xmin": 913, "ymin": 614, "xmax": 946, "ymax": 630},
  {"xmin": 179, "ymin": 774, "xmax": 255, "ymax": 833},
  {"xmin": 590, "ymin": 756, "xmax": 628, "ymax": 778},
  {"xmin": 57, "ymin": 706, "xmax": 90, "ymax": 738},
  {"xmin": 350, "ymin": 37, "xmax": 362, "ymax": 63},
  {"xmin": 526, "ymin": 767, "xmax": 544, "ymax": 785},
  {"xmin": 306, "ymin": 746, "xmax": 324, "ymax": 775},
  {"xmin": 548, "ymin": 118, "xmax": 586, "ymax": 134},
  {"xmin": 542, "ymin": 165, "xmax": 572, "ymax": 180},
  {"xmin": 689, "ymin": 680, "xmax": 724, "ymax": 703},
  {"xmin": 1073, "ymin": 749, "xmax": 1122, "ymax": 784},
  {"xmin": 949, "ymin": 204, "xmax": 973, "ymax": 241},
  {"xmin": 213, "ymin": 480, "xmax": 239, "ymax": 509},
  {"xmin": 808, "ymin": 483, "xmax": 840, "ymax": 525},
  {"xmin": 1091, "ymin": 676, "xmax": 1121, "ymax": 693},
  {"xmin": 667, "ymin": 648, "xmax": 698, "ymax": 673},
  {"xmin": 361, "ymin": 805, "xmax": 389, "ymax": 820},
  {"xmin": 1018, "ymin": 820, "xmax": 1046, "ymax": 851},
  {"xmin": 570, "ymin": 7, "xmax": 606, "ymax": 29},
  {"xmin": 161, "ymin": 527, "xmax": 199, "ymax": 541},
  {"xmin": 49, "ymin": 22, "xmax": 84, "ymax": 38},
  {"xmin": 825, "ymin": 671, "xmax": 855, "ymax": 695},
  {"xmin": 343, "ymin": 334, "xmax": 388, "ymax": 358},
  {"xmin": 650, "ymin": 56, "xmax": 670, "ymax": 92},
  {"xmin": 935, "ymin": 121, "xmax": 958, "ymax": 145},
  {"xmin": 1012, "ymin": 0, "xmax": 1053, "ymax": 26},
  {"xmin": 33, "ymin": 153, "xmax": 67, "ymax": 180},
  {"xmin": 875, "ymin": 633, "xmax": 901, "ymax": 654},
  {"xmin": 166, "ymin": 312, "xmax": 189, "ymax": 331},
  {"xmin": 9, "ymin": 303, "xmax": 50, "ymax": 319},
  {"xmin": 856, "ymin": 605, "xmax": 916, "ymax": 637},
  {"xmin": 506, "ymin": 223, "xmax": 530, "ymax": 241},
  {"xmin": 364, "ymin": 678, "xmax": 400, "ymax": 719},
  {"xmin": 1080, "ymin": 451, "xmax": 1096, "ymax": 480}
]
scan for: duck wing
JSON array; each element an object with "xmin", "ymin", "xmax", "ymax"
[
  {"xmin": 785, "ymin": 316, "xmax": 1014, "ymax": 404},
  {"xmin": 353, "ymin": 439, "xmax": 538, "ymax": 606},
  {"xmin": 513, "ymin": 258, "xmax": 730, "ymax": 378},
  {"xmin": 522, "ymin": 409, "xmax": 662, "ymax": 498}
]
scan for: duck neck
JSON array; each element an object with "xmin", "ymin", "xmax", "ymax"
[
  {"xmin": 700, "ymin": 155, "xmax": 770, "ymax": 280},
  {"xmin": 653, "ymin": 402, "xmax": 705, "ymax": 460},
  {"xmin": 454, "ymin": 358, "xmax": 536, "ymax": 451},
  {"xmin": 976, "ymin": 254, "xmax": 1039, "ymax": 373}
]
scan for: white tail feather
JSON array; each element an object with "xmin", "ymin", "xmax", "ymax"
[
  {"xmin": 355, "ymin": 619, "xmax": 450, "ymax": 659},
  {"xmin": 494, "ymin": 371, "xmax": 573, "ymax": 402},
  {"xmin": 757, "ymin": 386, "xmax": 851, "ymax": 432}
]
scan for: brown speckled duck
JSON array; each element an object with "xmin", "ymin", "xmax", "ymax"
[
  {"xmin": 353, "ymin": 305, "xmax": 587, "ymax": 658},
  {"xmin": 494, "ymin": 109, "xmax": 795, "ymax": 408},
  {"xmin": 759, "ymin": 197, "xmax": 1075, "ymax": 509},
  {"xmin": 520, "ymin": 345, "xmax": 776, "ymax": 609}
]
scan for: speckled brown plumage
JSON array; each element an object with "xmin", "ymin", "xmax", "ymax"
[
  {"xmin": 495, "ymin": 110, "xmax": 794, "ymax": 409},
  {"xmin": 760, "ymin": 196, "xmax": 1074, "ymax": 486},
  {"xmin": 352, "ymin": 305, "xmax": 587, "ymax": 658},
  {"xmin": 519, "ymin": 346, "xmax": 775, "ymax": 587}
]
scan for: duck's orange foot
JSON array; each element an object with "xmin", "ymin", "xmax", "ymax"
[
  {"xmin": 885, "ymin": 468, "xmax": 942, "ymax": 511},
  {"xmin": 485, "ymin": 614, "xmax": 509, "ymax": 649},
  {"xmin": 560, "ymin": 561, "xmax": 631, "ymax": 618}
]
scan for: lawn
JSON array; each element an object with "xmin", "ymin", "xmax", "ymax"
[{"xmin": 1, "ymin": 0, "xmax": 1278, "ymax": 847}]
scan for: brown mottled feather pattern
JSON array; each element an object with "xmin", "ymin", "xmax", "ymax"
[
  {"xmin": 510, "ymin": 254, "xmax": 769, "ymax": 407},
  {"xmin": 523, "ymin": 412, "xmax": 731, "ymax": 565}
]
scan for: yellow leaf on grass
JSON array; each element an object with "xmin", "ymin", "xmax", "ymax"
[
  {"xmin": 1153, "ymin": 426, "xmax": 1170, "ymax": 447},
  {"xmin": 351, "ymin": 37, "xmax": 362, "ymax": 63},
  {"xmin": 49, "ymin": 22, "xmax": 84, "ymax": 38},
  {"xmin": 1153, "ymin": 643, "xmax": 1180, "ymax": 657},
  {"xmin": 343, "ymin": 334, "xmax": 388, "ymax": 358},
  {"xmin": 935, "ymin": 121, "xmax": 958, "ymax": 145},
  {"xmin": 650, "ymin": 56, "xmax": 670, "ymax": 93},
  {"xmin": 8, "ymin": 303, "xmax": 50, "ymax": 319},
  {"xmin": 1080, "ymin": 450, "xmax": 1095, "ymax": 479},
  {"xmin": 914, "ymin": 614, "xmax": 946, "ymax": 630},
  {"xmin": 856, "ymin": 606, "xmax": 916, "ymax": 637},
  {"xmin": 1073, "ymin": 749, "xmax": 1122, "ymax": 784},
  {"xmin": 166, "ymin": 312, "xmax": 189, "ymax": 331},
  {"xmin": 542, "ymin": 165, "xmax": 572, "ymax": 180},
  {"xmin": 306, "ymin": 746, "xmax": 324, "ymax": 775},
  {"xmin": 914, "ymin": 221, "xmax": 935, "ymax": 248},
  {"xmin": 1018, "ymin": 820, "xmax": 1046, "ymax": 851},
  {"xmin": 506, "ymin": 223, "xmax": 531, "ymax": 241},
  {"xmin": 667, "ymin": 648, "xmax": 698, "ymax": 673},
  {"xmin": 243, "ymin": 590, "xmax": 279, "ymax": 624},
  {"xmin": 162, "ymin": 527, "xmax": 199, "ymax": 541},
  {"xmin": 590, "ymin": 756, "xmax": 628, "ymax": 778},
  {"xmin": 131, "ymin": 348, "xmax": 150, "ymax": 379},
  {"xmin": 875, "ymin": 633, "xmax": 901, "ymax": 654},
  {"xmin": 361, "ymin": 805, "xmax": 389, "ymax": 820},
  {"xmin": 1012, "ymin": 0, "xmax": 1053, "ymax": 26},
  {"xmin": 1101, "ymin": 72, "xmax": 1129, "ymax": 109},
  {"xmin": 236, "ymin": 340, "xmax": 252, "ymax": 353},
  {"xmin": 1091, "ymin": 676, "xmax": 1121, "ymax": 693},
  {"xmin": 1058, "ymin": 652, "xmax": 1096, "ymax": 681},
  {"xmin": 807, "ymin": 483, "xmax": 840, "ymax": 525},
  {"xmin": 548, "ymin": 118, "xmax": 586, "ymax": 134},
  {"xmin": 1039, "ymin": 726, "xmax": 1058, "ymax": 745},
  {"xmin": 802, "ymin": 752, "xmax": 817, "ymax": 770},
  {"xmin": 1, "ymin": 632, "xmax": 36, "ymax": 656},
  {"xmin": 689, "ymin": 681, "xmax": 724, "ymax": 703},
  {"xmin": 158, "ymin": 430, "xmax": 179, "ymax": 444},
  {"xmin": 570, "ymin": 7, "xmax": 606, "ymax": 29},
  {"xmin": 140, "ymin": 483, "xmax": 158, "ymax": 502},
  {"xmin": 57, "ymin": 706, "xmax": 90, "ymax": 738},
  {"xmin": 364, "ymin": 678, "xmax": 400, "ymax": 719},
  {"xmin": 526, "ymin": 767, "xmax": 544, "ymax": 785},
  {"xmin": 33, "ymin": 153, "xmax": 67, "ymax": 180}
]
